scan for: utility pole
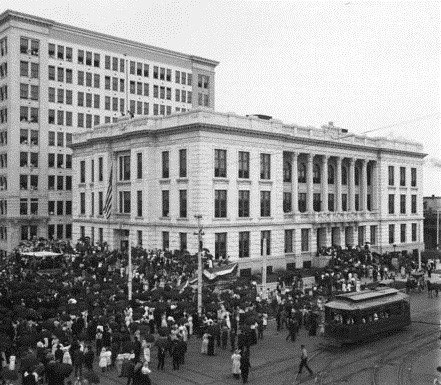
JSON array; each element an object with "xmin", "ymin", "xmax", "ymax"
[
  {"xmin": 262, "ymin": 238, "xmax": 268, "ymax": 301},
  {"xmin": 437, "ymin": 209, "xmax": 440, "ymax": 251},
  {"xmin": 194, "ymin": 215, "xmax": 204, "ymax": 317},
  {"xmin": 128, "ymin": 232, "xmax": 133, "ymax": 301}
]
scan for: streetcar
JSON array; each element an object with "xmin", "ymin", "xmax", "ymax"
[{"xmin": 324, "ymin": 287, "xmax": 410, "ymax": 343}]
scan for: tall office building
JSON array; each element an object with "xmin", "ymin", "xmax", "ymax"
[{"xmin": 0, "ymin": 10, "xmax": 218, "ymax": 255}]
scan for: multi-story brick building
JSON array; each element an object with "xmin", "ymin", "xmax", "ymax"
[
  {"xmin": 0, "ymin": 10, "xmax": 218, "ymax": 255},
  {"xmin": 72, "ymin": 110, "xmax": 426, "ymax": 274}
]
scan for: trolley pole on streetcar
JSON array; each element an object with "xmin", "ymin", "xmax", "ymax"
[
  {"xmin": 262, "ymin": 238, "xmax": 268, "ymax": 300},
  {"xmin": 194, "ymin": 215, "xmax": 204, "ymax": 317},
  {"xmin": 437, "ymin": 209, "xmax": 440, "ymax": 251}
]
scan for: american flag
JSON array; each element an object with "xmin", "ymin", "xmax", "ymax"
[{"xmin": 103, "ymin": 164, "xmax": 113, "ymax": 219}]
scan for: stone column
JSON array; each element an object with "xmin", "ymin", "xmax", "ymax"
[
  {"xmin": 291, "ymin": 152, "xmax": 298, "ymax": 213},
  {"xmin": 321, "ymin": 155, "xmax": 329, "ymax": 212},
  {"xmin": 361, "ymin": 159, "xmax": 367, "ymax": 211},
  {"xmin": 349, "ymin": 158, "xmax": 355, "ymax": 212},
  {"xmin": 336, "ymin": 157, "xmax": 342, "ymax": 212},
  {"xmin": 307, "ymin": 153, "xmax": 314, "ymax": 212}
]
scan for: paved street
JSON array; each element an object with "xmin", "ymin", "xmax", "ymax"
[{"xmin": 89, "ymin": 286, "xmax": 441, "ymax": 385}]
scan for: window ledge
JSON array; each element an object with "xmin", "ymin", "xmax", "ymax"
[
  {"xmin": 117, "ymin": 180, "xmax": 131, "ymax": 185},
  {"xmin": 177, "ymin": 178, "xmax": 189, "ymax": 183},
  {"xmin": 259, "ymin": 180, "xmax": 273, "ymax": 185},
  {"xmin": 159, "ymin": 216, "xmax": 171, "ymax": 221},
  {"xmin": 212, "ymin": 217, "xmax": 230, "ymax": 221},
  {"xmin": 213, "ymin": 178, "xmax": 229, "ymax": 183},
  {"xmin": 176, "ymin": 217, "xmax": 189, "ymax": 221},
  {"xmin": 258, "ymin": 216, "xmax": 273, "ymax": 220},
  {"xmin": 236, "ymin": 217, "xmax": 253, "ymax": 221},
  {"xmin": 159, "ymin": 178, "xmax": 171, "ymax": 184},
  {"xmin": 135, "ymin": 216, "xmax": 144, "ymax": 220}
]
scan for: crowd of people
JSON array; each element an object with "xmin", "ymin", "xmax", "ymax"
[{"xmin": 0, "ymin": 238, "xmax": 434, "ymax": 385}]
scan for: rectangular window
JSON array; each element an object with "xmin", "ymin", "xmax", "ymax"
[
  {"xmin": 261, "ymin": 230, "xmax": 271, "ymax": 256},
  {"xmin": 93, "ymin": 53, "xmax": 100, "ymax": 67},
  {"xmin": 20, "ymin": 83, "xmax": 28, "ymax": 99},
  {"xmin": 411, "ymin": 223, "xmax": 417, "ymax": 242},
  {"xmin": 20, "ymin": 61, "xmax": 29, "ymax": 77},
  {"xmin": 66, "ymin": 90, "xmax": 72, "ymax": 105},
  {"xmin": 283, "ymin": 192, "xmax": 292, "ymax": 213},
  {"xmin": 388, "ymin": 194, "xmax": 395, "ymax": 214},
  {"xmin": 400, "ymin": 194, "xmax": 406, "ymax": 214},
  {"xmin": 130, "ymin": 61, "xmax": 135, "ymax": 75},
  {"xmin": 215, "ymin": 190, "xmax": 227, "ymax": 218},
  {"xmin": 285, "ymin": 229, "xmax": 294, "ymax": 253},
  {"xmin": 388, "ymin": 165, "xmax": 394, "ymax": 186},
  {"xmin": 66, "ymin": 47, "xmax": 73, "ymax": 61},
  {"xmin": 411, "ymin": 194, "xmax": 417, "ymax": 214},
  {"xmin": 400, "ymin": 224, "xmax": 406, "ymax": 243},
  {"xmin": 57, "ymin": 88, "xmax": 63, "ymax": 104},
  {"xmin": 31, "ymin": 63, "xmax": 39, "ymax": 79},
  {"xmin": 57, "ymin": 67, "xmax": 64, "ymax": 82},
  {"xmin": 214, "ymin": 149, "xmax": 227, "ymax": 177},
  {"xmin": 48, "ymin": 43, "xmax": 55, "ymax": 58},
  {"xmin": 162, "ymin": 190, "xmax": 169, "ymax": 217},
  {"xmin": 301, "ymin": 228, "xmax": 310, "ymax": 251},
  {"xmin": 179, "ymin": 190, "xmax": 187, "ymax": 218},
  {"xmin": 214, "ymin": 233, "xmax": 227, "ymax": 259},
  {"xmin": 98, "ymin": 192, "xmax": 103, "ymax": 215},
  {"xmin": 411, "ymin": 168, "xmax": 417, "ymax": 187},
  {"xmin": 119, "ymin": 191, "xmax": 131, "ymax": 213},
  {"xmin": 137, "ymin": 62, "xmax": 142, "ymax": 76},
  {"xmin": 65, "ymin": 176, "xmax": 72, "ymax": 190},
  {"xmin": 162, "ymin": 151, "xmax": 169, "ymax": 178},
  {"xmin": 80, "ymin": 192, "xmax": 85, "ymax": 214},
  {"xmin": 119, "ymin": 155, "xmax": 131, "ymax": 181},
  {"xmin": 105, "ymin": 55, "xmax": 111, "ymax": 70},
  {"xmin": 238, "ymin": 151, "xmax": 250, "ymax": 179},
  {"xmin": 400, "ymin": 167, "xmax": 406, "ymax": 186},
  {"xmin": 179, "ymin": 233, "xmax": 187, "ymax": 251},
  {"xmin": 66, "ymin": 201, "xmax": 72, "ymax": 215},
  {"xmin": 298, "ymin": 193, "xmax": 307, "ymax": 213},
  {"xmin": 328, "ymin": 193, "xmax": 335, "ymax": 212},
  {"xmin": 313, "ymin": 193, "xmax": 321, "ymax": 212},
  {"xmin": 98, "ymin": 157, "xmax": 103, "ymax": 181},
  {"xmin": 179, "ymin": 149, "xmax": 187, "ymax": 178},
  {"xmin": 80, "ymin": 160, "xmax": 86, "ymax": 183},
  {"xmin": 342, "ymin": 193, "xmax": 348, "ymax": 211},
  {"xmin": 358, "ymin": 226, "xmax": 365, "ymax": 246},
  {"xmin": 85, "ymin": 51, "xmax": 92, "ymax": 66},
  {"xmin": 20, "ymin": 198, "xmax": 28, "ymax": 215},
  {"xmin": 57, "ymin": 45, "xmax": 64, "ymax": 60},
  {"xmin": 389, "ymin": 224, "xmax": 395, "ymax": 244},
  {"xmin": 137, "ymin": 190, "xmax": 142, "ymax": 217},
  {"xmin": 238, "ymin": 190, "xmax": 250, "ymax": 217},
  {"xmin": 78, "ymin": 70, "xmax": 84, "ymax": 86},
  {"xmin": 136, "ymin": 153, "xmax": 142, "ymax": 179},
  {"xmin": 367, "ymin": 194, "xmax": 372, "ymax": 211},
  {"xmin": 57, "ymin": 200, "xmax": 63, "ymax": 216},
  {"xmin": 260, "ymin": 191, "xmax": 271, "ymax": 217},
  {"xmin": 370, "ymin": 225, "xmax": 377, "ymax": 245},
  {"xmin": 143, "ymin": 64, "xmax": 149, "ymax": 77},
  {"xmin": 48, "ymin": 65, "xmax": 55, "ymax": 80},
  {"xmin": 86, "ymin": 72, "xmax": 92, "ymax": 87},
  {"xmin": 260, "ymin": 153, "xmax": 271, "ymax": 179},
  {"xmin": 239, "ymin": 232, "xmax": 250, "ymax": 258},
  {"xmin": 112, "ymin": 57, "xmax": 118, "ymax": 72},
  {"xmin": 162, "ymin": 231, "xmax": 169, "ymax": 250}
]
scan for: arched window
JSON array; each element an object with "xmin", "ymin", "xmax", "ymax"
[
  {"xmin": 283, "ymin": 161, "xmax": 291, "ymax": 182},
  {"xmin": 313, "ymin": 164, "xmax": 321, "ymax": 183},
  {"xmin": 298, "ymin": 163, "xmax": 306, "ymax": 183},
  {"xmin": 355, "ymin": 167, "xmax": 360, "ymax": 186},
  {"xmin": 342, "ymin": 166, "xmax": 348, "ymax": 185},
  {"xmin": 328, "ymin": 164, "xmax": 335, "ymax": 184}
]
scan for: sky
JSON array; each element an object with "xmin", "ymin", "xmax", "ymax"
[{"xmin": 3, "ymin": 0, "xmax": 440, "ymax": 194}]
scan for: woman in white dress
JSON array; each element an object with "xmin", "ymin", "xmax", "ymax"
[{"xmin": 231, "ymin": 349, "xmax": 241, "ymax": 379}]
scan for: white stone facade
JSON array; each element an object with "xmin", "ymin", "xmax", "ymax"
[{"xmin": 72, "ymin": 110, "xmax": 426, "ymax": 274}]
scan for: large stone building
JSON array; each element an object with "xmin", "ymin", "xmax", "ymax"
[
  {"xmin": 0, "ymin": 10, "xmax": 218, "ymax": 255},
  {"xmin": 72, "ymin": 110, "xmax": 426, "ymax": 274}
]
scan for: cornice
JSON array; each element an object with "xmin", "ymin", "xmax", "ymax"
[
  {"xmin": 0, "ymin": 10, "xmax": 219, "ymax": 68},
  {"xmin": 72, "ymin": 121, "xmax": 426, "ymax": 160}
]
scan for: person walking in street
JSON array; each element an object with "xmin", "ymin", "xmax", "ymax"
[
  {"xmin": 294, "ymin": 344, "xmax": 313, "ymax": 383},
  {"xmin": 231, "ymin": 349, "xmax": 241, "ymax": 379},
  {"xmin": 240, "ymin": 348, "xmax": 251, "ymax": 384}
]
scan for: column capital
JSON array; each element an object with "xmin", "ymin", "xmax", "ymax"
[
  {"xmin": 322, "ymin": 155, "xmax": 330, "ymax": 163},
  {"xmin": 348, "ymin": 157, "xmax": 355, "ymax": 165},
  {"xmin": 335, "ymin": 156, "xmax": 342, "ymax": 164},
  {"xmin": 307, "ymin": 153, "xmax": 315, "ymax": 162}
]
